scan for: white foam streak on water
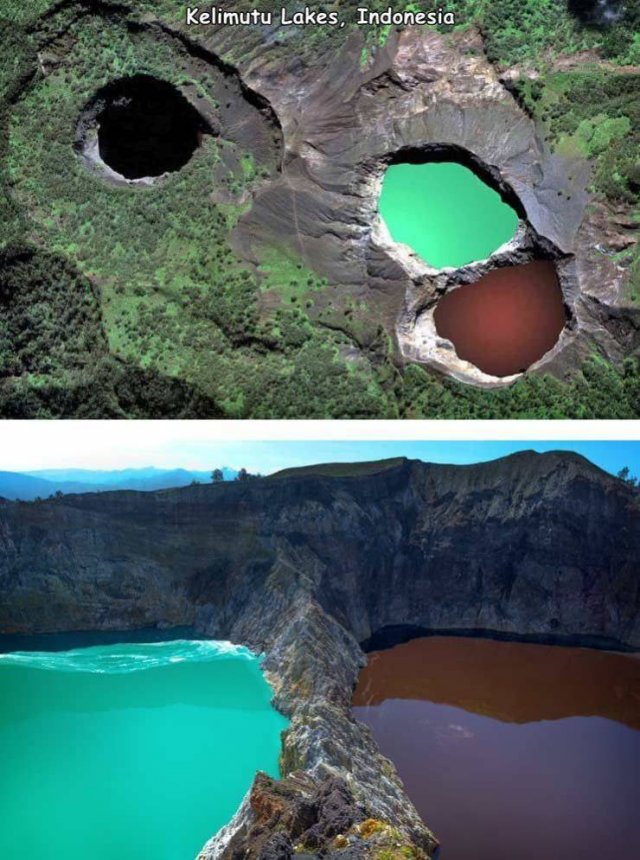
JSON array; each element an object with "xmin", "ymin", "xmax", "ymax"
[{"xmin": 0, "ymin": 640, "xmax": 256, "ymax": 674}]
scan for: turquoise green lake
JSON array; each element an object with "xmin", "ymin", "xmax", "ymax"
[
  {"xmin": 0, "ymin": 640, "xmax": 287, "ymax": 860},
  {"xmin": 379, "ymin": 161, "xmax": 519, "ymax": 269}
]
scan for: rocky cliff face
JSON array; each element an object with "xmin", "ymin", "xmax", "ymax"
[
  {"xmin": 1, "ymin": 452, "xmax": 638, "ymax": 858},
  {"xmin": 2, "ymin": 451, "xmax": 637, "ymax": 646}
]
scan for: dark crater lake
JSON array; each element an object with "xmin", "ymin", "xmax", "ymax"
[
  {"xmin": 0, "ymin": 638, "xmax": 287, "ymax": 860},
  {"xmin": 433, "ymin": 260, "xmax": 567, "ymax": 377},
  {"xmin": 353, "ymin": 635, "xmax": 640, "ymax": 860},
  {"xmin": 93, "ymin": 75, "xmax": 208, "ymax": 180}
]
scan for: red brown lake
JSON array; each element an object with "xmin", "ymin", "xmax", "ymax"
[
  {"xmin": 352, "ymin": 636, "xmax": 640, "ymax": 860},
  {"xmin": 433, "ymin": 261, "xmax": 567, "ymax": 377}
]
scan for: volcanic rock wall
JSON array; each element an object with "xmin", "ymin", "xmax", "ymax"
[{"xmin": 1, "ymin": 452, "xmax": 637, "ymax": 646}]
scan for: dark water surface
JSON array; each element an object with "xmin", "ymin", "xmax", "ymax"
[
  {"xmin": 433, "ymin": 261, "xmax": 567, "ymax": 377},
  {"xmin": 95, "ymin": 76, "xmax": 205, "ymax": 179},
  {"xmin": 353, "ymin": 636, "xmax": 640, "ymax": 860}
]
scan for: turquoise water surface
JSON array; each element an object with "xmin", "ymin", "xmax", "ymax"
[
  {"xmin": 0, "ymin": 640, "xmax": 287, "ymax": 860},
  {"xmin": 379, "ymin": 161, "xmax": 519, "ymax": 269}
]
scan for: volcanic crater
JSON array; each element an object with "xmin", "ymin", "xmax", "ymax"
[
  {"xmin": 372, "ymin": 147, "xmax": 572, "ymax": 381},
  {"xmin": 75, "ymin": 75, "xmax": 213, "ymax": 184},
  {"xmin": 222, "ymin": 24, "xmax": 637, "ymax": 389},
  {"xmin": 73, "ymin": 24, "xmax": 284, "ymax": 191},
  {"xmin": 96, "ymin": 75, "xmax": 208, "ymax": 180}
]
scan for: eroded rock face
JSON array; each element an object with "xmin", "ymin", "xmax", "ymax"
[
  {"xmin": 171, "ymin": 18, "xmax": 638, "ymax": 387},
  {"xmin": 0, "ymin": 453, "xmax": 638, "ymax": 858},
  {"xmin": 199, "ymin": 772, "xmax": 364, "ymax": 860}
]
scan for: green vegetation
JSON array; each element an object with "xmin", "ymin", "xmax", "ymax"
[
  {"xmin": 511, "ymin": 66, "xmax": 639, "ymax": 301},
  {"xmin": 0, "ymin": 0, "xmax": 58, "ymax": 26},
  {"xmin": 513, "ymin": 69, "xmax": 640, "ymax": 205},
  {"xmin": 446, "ymin": 0, "xmax": 639, "ymax": 68},
  {"xmin": 478, "ymin": 6, "xmax": 639, "ymax": 305},
  {"xmin": 617, "ymin": 467, "xmax": 639, "ymax": 488},
  {"xmin": 594, "ymin": 3, "xmax": 640, "ymax": 65},
  {"xmin": 395, "ymin": 355, "xmax": 640, "ymax": 419},
  {"xmin": 1, "ymin": 6, "xmax": 386, "ymax": 417},
  {"xmin": 0, "ymin": 248, "xmax": 222, "ymax": 417},
  {"xmin": 271, "ymin": 458, "xmax": 407, "ymax": 480},
  {"xmin": 481, "ymin": 0, "xmax": 596, "ymax": 66},
  {"xmin": 0, "ymin": 249, "xmax": 104, "ymax": 379},
  {"xmin": 356, "ymin": 0, "xmax": 638, "ymax": 68},
  {"xmin": 0, "ymin": 20, "xmax": 35, "ymax": 250}
]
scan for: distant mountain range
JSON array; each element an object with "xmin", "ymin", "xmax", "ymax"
[{"xmin": 0, "ymin": 467, "xmax": 239, "ymax": 501}]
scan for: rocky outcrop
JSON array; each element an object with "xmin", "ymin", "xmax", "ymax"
[
  {"xmin": 201, "ymin": 772, "xmax": 364, "ymax": 859},
  {"xmin": 0, "ymin": 452, "xmax": 638, "ymax": 857}
]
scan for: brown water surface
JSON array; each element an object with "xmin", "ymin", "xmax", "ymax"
[
  {"xmin": 433, "ymin": 261, "xmax": 567, "ymax": 377},
  {"xmin": 353, "ymin": 636, "xmax": 640, "ymax": 860}
]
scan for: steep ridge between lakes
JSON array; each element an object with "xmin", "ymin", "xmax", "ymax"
[{"xmin": 0, "ymin": 452, "xmax": 638, "ymax": 859}]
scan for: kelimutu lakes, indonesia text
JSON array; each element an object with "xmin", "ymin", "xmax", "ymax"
[{"xmin": 185, "ymin": 6, "xmax": 457, "ymax": 27}]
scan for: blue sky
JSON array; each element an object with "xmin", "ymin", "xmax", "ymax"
[
  {"xmin": 218, "ymin": 441, "xmax": 635, "ymax": 477},
  {"xmin": 179, "ymin": 440, "xmax": 631, "ymax": 476},
  {"xmin": 0, "ymin": 424, "xmax": 637, "ymax": 477}
]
